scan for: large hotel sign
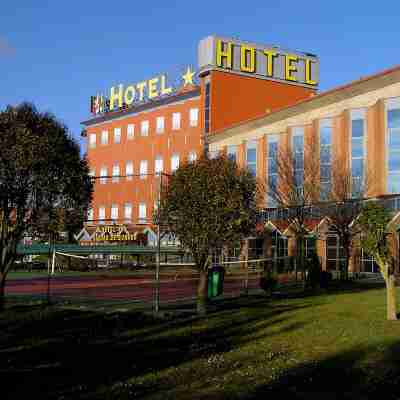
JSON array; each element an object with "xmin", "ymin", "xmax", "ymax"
[
  {"xmin": 198, "ymin": 36, "xmax": 319, "ymax": 87},
  {"xmin": 90, "ymin": 66, "xmax": 196, "ymax": 115}
]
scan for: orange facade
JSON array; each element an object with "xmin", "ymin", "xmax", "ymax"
[{"xmin": 208, "ymin": 70, "xmax": 316, "ymax": 134}]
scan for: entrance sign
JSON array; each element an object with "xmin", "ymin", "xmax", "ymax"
[
  {"xmin": 94, "ymin": 225, "xmax": 137, "ymax": 242},
  {"xmin": 198, "ymin": 36, "xmax": 319, "ymax": 87}
]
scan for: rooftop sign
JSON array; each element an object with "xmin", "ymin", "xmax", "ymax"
[
  {"xmin": 90, "ymin": 66, "xmax": 196, "ymax": 115},
  {"xmin": 198, "ymin": 36, "xmax": 318, "ymax": 88}
]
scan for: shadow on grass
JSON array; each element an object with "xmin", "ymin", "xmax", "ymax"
[
  {"xmin": 241, "ymin": 341, "xmax": 400, "ymax": 400},
  {"xmin": 0, "ymin": 296, "xmax": 310, "ymax": 400}
]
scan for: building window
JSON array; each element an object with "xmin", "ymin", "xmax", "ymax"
[
  {"xmin": 89, "ymin": 133, "xmax": 96, "ymax": 149},
  {"xmin": 112, "ymin": 164, "xmax": 120, "ymax": 183},
  {"xmin": 114, "ymin": 127, "xmax": 121, "ymax": 144},
  {"xmin": 111, "ymin": 204, "xmax": 118, "ymax": 221},
  {"xmin": 320, "ymin": 119, "xmax": 332, "ymax": 200},
  {"xmin": 87, "ymin": 208, "xmax": 94, "ymax": 222},
  {"xmin": 227, "ymin": 145, "xmax": 237, "ymax": 162},
  {"xmin": 141, "ymin": 120, "xmax": 149, "ymax": 136},
  {"xmin": 171, "ymin": 154, "xmax": 180, "ymax": 172},
  {"xmin": 155, "ymin": 156, "xmax": 163, "ymax": 175},
  {"xmin": 190, "ymin": 108, "xmax": 199, "ymax": 127},
  {"xmin": 267, "ymin": 135, "xmax": 279, "ymax": 207},
  {"xmin": 126, "ymin": 161, "xmax": 133, "ymax": 181},
  {"xmin": 139, "ymin": 203, "xmax": 147, "ymax": 223},
  {"xmin": 172, "ymin": 112, "xmax": 181, "ymax": 130},
  {"xmin": 156, "ymin": 116, "xmax": 165, "ymax": 134},
  {"xmin": 101, "ymin": 130, "xmax": 108, "ymax": 145},
  {"xmin": 188, "ymin": 151, "xmax": 197, "ymax": 163},
  {"xmin": 386, "ymin": 98, "xmax": 400, "ymax": 193},
  {"xmin": 350, "ymin": 109, "xmax": 366, "ymax": 196},
  {"xmin": 98, "ymin": 206, "xmax": 105, "ymax": 224},
  {"xmin": 246, "ymin": 140, "xmax": 257, "ymax": 176},
  {"xmin": 209, "ymin": 150, "xmax": 218, "ymax": 159},
  {"xmin": 292, "ymin": 127, "xmax": 304, "ymax": 192},
  {"xmin": 205, "ymin": 82, "xmax": 211, "ymax": 133},
  {"xmin": 124, "ymin": 202, "xmax": 132, "ymax": 223},
  {"xmin": 140, "ymin": 160, "xmax": 148, "ymax": 179},
  {"xmin": 100, "ymin": 166, "xmax": 108, "ymax": 184},
  {"xmin": 127, "ymin": 124, "xmax": 135, "ymax": 140}
]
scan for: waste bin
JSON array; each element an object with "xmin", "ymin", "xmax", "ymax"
[{"xmin": 208, "ymin": 266, "xmax": 225, "ymax": 298}]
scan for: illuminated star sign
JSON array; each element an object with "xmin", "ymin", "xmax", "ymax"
[{"xmin": 182, "ymin": 66, "xmax": 195, "ymax": 86}]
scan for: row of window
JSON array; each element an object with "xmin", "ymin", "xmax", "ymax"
[
  {"xmin": 88, "ymin": 108, "xmax": 199, "ymax": 148},
  {"xmin": 88, "ymin": 203, "xmax": 152, "ymax": 224},
  {"xmin": 92, "ymin": 152, "xmax": 198, "ymax": 183},
  {"xmin": 224, "ymin": 100, "xmax": 400, "ymax": 203}
]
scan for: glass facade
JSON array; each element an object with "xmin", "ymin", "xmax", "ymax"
[
  {"xmin": 292, "ymin": 127, "xmax": 304, "ymax": 192},
  {"xmin": 319, "ymin": 119, "xmax": 332, "ymax": 200},
  {"xmin": 267, "ymin": 135, "xmax": 279, "ymax": 207},
  {"xmin": 246, "ymin": 140, "xmax": 257, "ymax": 176},
  {"xmin": 387, "ymin": 98, "xmax": 400, "ymax": 193},
  {"xmin": 350, "ymin": 109, "xmax": 366, "ymax": 196},
  {"xmin": 227, "ymin": 145, "xmax": 237, "ymax": 162}
]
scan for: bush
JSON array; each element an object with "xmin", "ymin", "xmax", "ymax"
[
  {"xmin": 320, "ymin": 270, "xmax": 333, "ymax": 289},
  {"xmin": 260, "ymin": 276, "xmax": 278, "ymax": 293},
  {"xmin": 307, "ymin": 251, "xmax": 322, "ymax": 290}
]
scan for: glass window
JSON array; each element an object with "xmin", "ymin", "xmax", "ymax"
[
  {"xmin": 350, "ymin": 110, "xmax": 366, "ymax": 196},
  {"xmin": 87, "ymin": 208, "xmax": 94, "ymax": 222},
  {"xmin": 155, "ymin": 156, "xmax": 163, "ymax": 174},
  {"xmin": 114, "ymin": 127, "xmax": 121, "ymax": 144},
  {"xmin": 127, "ymin": 124, "xmax": 135, "ymax": 140},
  {"xmin": 112, "ymin": 164, "xmax": 120, "ymax": 183},
  {"xmin": 227, "ymin": 145, "xmax": 237, "ymax": 162},
  {"xmin": 139, "ymin": 203, "xmax": 147, "ymax": 223},
  {"xmin": 101, "ymin": 130, "xmax": 108, "ymax": 145},
  {"xmin": 156, "ymin": 116, "xmax": 165, "ymax": 134},
  {"xmin": 89, "ymin": 133, "xmax": 96, "ymax": 149},
  {"xmin": 111, "ymin": 204, "xmax": 118, "ymax": 221},
  {"xmin": 190, "ymin": 108, "xmax": 199, "ymax": 127},
  {"xmin": 98, "ymin": 206, "xmax": 105, "ymax": 224},
  {"xmin": 267, "ymin": 135, "xmax": 279, "ymax": 207},
  {"xmin": 319, "ymin": 120, "xmax": 332, "ymax": 200},
  {"xmin": 292, "ymin": 127, "xmax": 304, "ymax": 189},
  {"xmin": 172, "ymin": 113, "xmax": 181, "ymax": 130},
  {"xmin": 246, "ymin": 140, "xmax": 257, "ymax": 176},
  {"xmin": 205, "ymin": 82, "xmax": 210, "ymax": 133},
  {"xmin": 140, "ymin": 160, "xmax": 148, "ymax": 179},
  {"xmin": 188, "ymin": 151, "xmax": 197, "ymax": 163},
  {"xmin": 141, "ymin": 120, "xmax": 149, "ymax": 136},
  {"xmin": 126, "ymin": 161, "xmax": 133, "ymax": 181},
  {"xmin": 386, "ymin": 99, "xmax": 400, "ymax": 194},
  {"xmin": 171, "ymin": 154, "xmax": 180, "ymax": 172},
  {"xmin": 100, "ymin": 166, "xmax": 107, "ymax": 184},
  {"xmin": 124, "ymin": 202, "xmax": 132, "ymax": 222}
]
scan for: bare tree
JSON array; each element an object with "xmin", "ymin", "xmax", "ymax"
[
  {"xmin": 267, "ymin": 132, "xmax": 320, "ymax": 277},
  {"xmin": 322, "ymin": 160, "xmax": 374, "ymax": 279}
]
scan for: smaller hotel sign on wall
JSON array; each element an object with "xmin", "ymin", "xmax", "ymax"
[{"xmin": 198, "ymin": 36, "xmax": 319, "ymax": 88}]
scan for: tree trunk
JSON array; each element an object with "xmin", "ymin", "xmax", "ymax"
[
  {"xmin": 0, "ymin": 272, "xmax": 6, "ymax": 311},
  {"xmin": 385, "ymin": 274, "xmax": 398, "ymax": 321},
  {"xmin": 197, "ymin": 268, "xmax": 208, "ymax": 315}
]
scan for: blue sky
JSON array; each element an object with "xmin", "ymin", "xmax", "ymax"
[{"xmin": 2, "ymin": 1, "xmax": 400, "ymax": 148}]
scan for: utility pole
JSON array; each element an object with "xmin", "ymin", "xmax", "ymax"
[{"xmin": 155, "ymin": 172, "xmax": 162, "ymax": 313}]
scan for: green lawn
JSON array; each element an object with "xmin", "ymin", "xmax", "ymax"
[{"xmin": 1, "ymin": 283, "xmax": 400, "ymax": 399}]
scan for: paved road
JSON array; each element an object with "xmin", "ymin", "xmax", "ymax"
[{"xmin": 5, "ymin": 272, "xmax": 262, "ymax": 306}]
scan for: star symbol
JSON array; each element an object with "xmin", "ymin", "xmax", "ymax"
[{"xmin": 182, "ymin": 66, "xmax": 195, "ymax": 86}]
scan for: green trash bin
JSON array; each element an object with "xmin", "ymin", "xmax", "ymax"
[{"xmin": 208, "ymin": 266, "xmax": 225, "ymax": 298}]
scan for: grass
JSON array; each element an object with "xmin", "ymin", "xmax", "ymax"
[{"xmin": 1, "ymin": 282, "xmax": 400, "ymax": 399}]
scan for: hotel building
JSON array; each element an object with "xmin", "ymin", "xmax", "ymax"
[
  {"xmin": 209, "ymin": 65, "xmax": 400, "ymax": 273},
  {"xmin": 80, "ymin": 35, "xmax": 318, "ymax": 244}
]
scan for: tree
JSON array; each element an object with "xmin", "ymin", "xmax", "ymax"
[
  {"xmin": 322, "ymin": 161, "xmax": 374, "ymax": 279},
  {"xmin": 0, "ymin": 103, "xmax": 93, "ymax": 308},
  {"xmin": 158, "ymin": 155, "xmax": 259, "ymax": 314},
  {"xmin": 267, "ymin": 134, "xmax": 320, "ymax": 279},
  {"xmin": 357, "ymin": 202, "xmax": 397, "ymax": 320}
]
